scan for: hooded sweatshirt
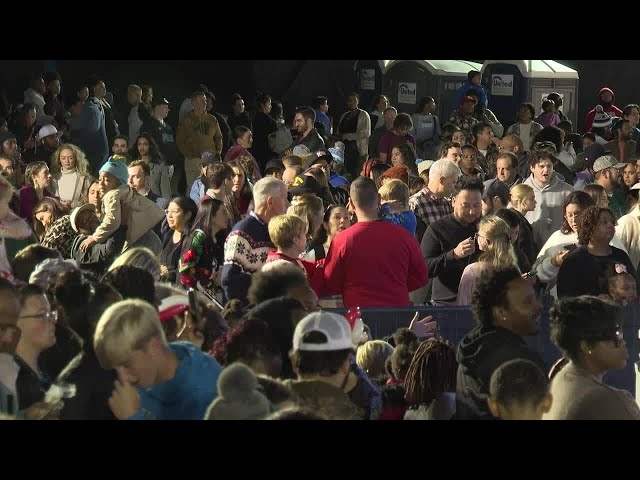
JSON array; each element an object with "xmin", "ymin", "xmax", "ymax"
[
  {"xmin": 583, "ymin": 88, "xmax": 623, "ymax": 133},
  {"xmin": 129, "ymin": 342, "xmax": 221, "ymax": 420},
  {"xmin": 456, "ymin": 325, "xmax": 545, "ymax": 420},
  {"xmin": 524, "ymin": 172, "xmax": 574, "ymax": 250}
]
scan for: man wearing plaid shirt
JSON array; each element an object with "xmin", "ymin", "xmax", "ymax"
[{"xmin": 410, "ymin": 159, "xmax": 461, "ymax": 243}]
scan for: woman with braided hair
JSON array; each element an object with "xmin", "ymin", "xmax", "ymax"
[{"xmin": 404, "ymin": 338, "xmax": 458, "ymax": 420}]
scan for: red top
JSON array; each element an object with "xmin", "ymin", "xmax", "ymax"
[
  {"xmin": 264, "ymin": 251, "xmax": 325, "ymax": 294},
  {"xmin": 378, "ymin": 131, "xmax": 416, "ymax": 163},
  {"xmin": 323, "ymin": 220, "xmax": 428, "ymax": 308}
]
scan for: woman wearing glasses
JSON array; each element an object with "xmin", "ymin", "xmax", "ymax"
[
  {"xmin": 534, "ymin": 191, "xmax": 621, "ymax": 299},
  {"xmin": 557, "ymin": 206, "xmax": 634, "ymax": 298},
  {"xmin": 15, "ymin": 284, "xmax": 57, "ymax": 410},
  {"xmin": 544, "ymin": 296, "xmax": 640, "ymax": 420}
]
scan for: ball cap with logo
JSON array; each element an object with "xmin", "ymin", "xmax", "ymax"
[
  {"xmin": 292, "ymin": 311, "xmax": 357, "ymax": 352},
  {"xmin": 36, "ymin": 124, "xmax": 63, "ymax": 140}
]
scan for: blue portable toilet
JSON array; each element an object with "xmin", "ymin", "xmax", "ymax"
[
  {"xmin": 481, "ymin": 60, "xmax": 579, "ymax": 131},
  {"xmin": 382, "ymin": 60, "xmax": 483, "ymax": 120},
  {"xmin": 353, "ymin": 60, "xmax": 385, "ymax": 114}
]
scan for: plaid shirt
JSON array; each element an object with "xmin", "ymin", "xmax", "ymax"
[{"xmin": 409, "ymin": 186, "xmax": 453, "ymax": 229}]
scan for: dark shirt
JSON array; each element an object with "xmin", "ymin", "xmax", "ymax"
[{"xmin": 557, "ymin": 245, "xmax": 636, "ymax": 298}]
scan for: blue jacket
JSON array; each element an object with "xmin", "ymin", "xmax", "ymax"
[
  {"xmin": 453, "ymin": 81, "xmax": 488, "ymax": 110},
  {"xmin": 315, "ymin": 109, "xmax": 331, "ymax": 136},
  {"xmin": 70, "ymin": 98, "xmax": 109, "ymax": 161},
  {"xmin": 190, "ymin": 177, "xmax": 206, "ymax": 204},
  {"xmin": 129, "ymin": 342, "xmax": 221, "ymax": 420},
  {"xmin": 329, "ymin": 170, "xmax": 349, "ymax": 188}
]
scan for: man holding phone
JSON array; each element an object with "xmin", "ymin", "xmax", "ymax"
[{"xmin": 421, "ymin": 176, "xmax": 484, "ymax": 304}]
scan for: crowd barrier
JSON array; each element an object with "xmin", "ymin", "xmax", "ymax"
[{"xmin": 329, "ymin": 304, "xmax": 640, "ymax": 395}]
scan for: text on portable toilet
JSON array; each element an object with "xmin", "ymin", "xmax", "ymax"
[
  {"xmin": 398, "ymin": 82, "xmax": 417, "ymax": 104},
  {"xmin": 361, "ymin": 69, "xmax": 376, "ymax": 91},
  {"xmin": 491, "ymin": 74, "xmax": 514, "ymax": 96}
]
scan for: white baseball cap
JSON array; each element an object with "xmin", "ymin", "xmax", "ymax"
[
  {"xmin": 292, "ymin": 311, "xmax": 357, "ymax": 352},
  {"xmin": 36, "ymin": 124, "xmax": 63, "ymax": 140}
]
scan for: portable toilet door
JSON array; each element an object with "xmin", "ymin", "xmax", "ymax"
[
  {"xmin": 353, "ymin": 60, "xmax": 385, "ymax": 116},
  {"xmin": 382, "ymin": 60, "xmax": 430, "ymax": 116},
  {"xmin": 481, "ymin": 62, "xmax": 528, "ymax": 129}
]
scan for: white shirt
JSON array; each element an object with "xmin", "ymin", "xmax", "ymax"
[{"xmin": 518, "ymin": 122, "xmax": 533, "ymax": 151}]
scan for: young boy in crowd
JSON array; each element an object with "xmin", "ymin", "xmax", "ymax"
[
  {"xmin": 263, "ymin": 213, "xmax": 323, "ymax": 294},
  {"xmin": 79, "ymin": 157, "xmax": 164, "ymax": 253},
  {"xmin": 487, "ymin": 359, "xmax": 553, "ymax": 420},
  {"xmin": 93, "ymin": 298, "xmax": 222, "ymax": 420},
  {"xmin": 379, "ymin": 179, "xmax": 417, "ymax": 236}
]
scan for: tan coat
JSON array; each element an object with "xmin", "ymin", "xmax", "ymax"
[
  {"xmin": 93, "ymin": 185, "xmax": 165, "ymax": 248},
  {"xmin": 543, "ymin": 362, "xmax": 640, "ymax": 420},
  {"xmin": 176, "ymin": 111, "xmax": 222, "ymax": 159}
]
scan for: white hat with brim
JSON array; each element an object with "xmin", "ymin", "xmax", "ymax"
[{"xmin": 36, "ymin": 124, "xmax": 64, "ymax": 140}]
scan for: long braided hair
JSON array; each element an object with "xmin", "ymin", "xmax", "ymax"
[{"xmin": 404, "ymin": 339, "xmax": 458, "ymax": 407}]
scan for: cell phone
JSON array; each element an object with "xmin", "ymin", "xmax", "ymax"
[
  {"xmin": 523, "ymin": 270, "xmax": 536, "ymax": 278},
  {"xmin": 563, "ymin": 244, "xmax": 578, "ymax": 252}
]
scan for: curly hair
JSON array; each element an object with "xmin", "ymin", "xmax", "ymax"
[
  {"xmin": 550, "ymin": 296, "xmax": 622, "ymax": 362},
  {"xmin": 32, "ymin": 197, "xmax": 68, "ymax": 241},
  {"xmin": 561, "ymin": 191, "xmax": 595, "ymax": 234},
  {"xmin": 404, "ymin": 338, "xmax": 458, "ymax": 407},
  {"xmin": 471, "ymin": 266, "xmax": 522, "ymax": 327},
  {"xmin": 392, "ymin": 143, "xmax": 417, "ymax": 174},
  {"xmin": 389, "ymin": 343, "xmax": 417, "ymax": 382},
  {"xmin": 577, "ymin": 206, "xmax": 615, "ymax": 246},
  {"xmin": 210, "ymin": 318, "xmax": 280, "ymax": 368},
  {"xmin": 50, "ymin": 143, "xmax": 90, "ymax": 176}
]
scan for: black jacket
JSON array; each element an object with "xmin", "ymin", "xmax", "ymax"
[
  {"xmin": 510, "ymin": 208, "xmax": 537, "ymax": 266},
  {"xmin": 456, "ymin": 325, "xmax": 546, "ymax": 420},
  {"xmin": 57, "ymin": 346, "xmax": 117, "ymax": 420},
  {"xmin": 421, "ymin": 214, "xmax": 479, "ymax": 303},
  {"xmin": 71, "ymin": 225, "xmax": 128, "ymax": 279},
  {"xmin": 251, "ymin": 111, "xmax": 277, "ymax": 170},
  {"xmin": 227, "ymin": 111, "xmax": 252, "ymax": 133},
  {"xmin": 39, "ymin": 324, "xmax": 83, "ymax": 383},
  {"xmin": 22, "ymin": 145, "xmax": 56, "ymax": 167},
  {"xmin": 140, "ymin": 115, "xmax": 181, "ymax": 166},
  {"xmin": 212, "ymin": 111, "xmax": 232, "ymax": 157},
  {"xmin": 15, "ymin": 355, "xmax": 48, "ymax": 410}
]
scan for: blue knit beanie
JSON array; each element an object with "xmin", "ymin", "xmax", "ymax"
[{"xmin": 99, "ymin": 157, "xmax": 129, "ymax": 187}]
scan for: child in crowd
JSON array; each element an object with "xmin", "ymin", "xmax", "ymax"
[
  {"xmin": 263, "ymin": 214, "xmax": 324, "ymax": 293},
  {"xmin": 536, "ymin": 100, "xmax": 561, "ymax": 128},
  {"xmin": 599, "ymin": 265, "xmax": 638, "ymax": 306},
  {"xmin": 79, "ymin": 157, "xmax": 164, "ymax": 253},
  {"xmin": 487, "ymin": 359, "xmax": 552, "ymax": 420},
  {"xmin": 379, "ymin": 179, "xmax": 417, "ymax": 235}
]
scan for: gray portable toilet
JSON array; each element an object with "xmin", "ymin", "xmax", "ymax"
[
  {"xmin": 382, "ymin": 60, "xmax": 483, "ymax": 120},
  {"xmin": 481, "ymin": 60, "xmax": 579, "ymax": 131},
  {"xmin": 353, "ymin": 60, "xmax": 385, "ymax": 114}
]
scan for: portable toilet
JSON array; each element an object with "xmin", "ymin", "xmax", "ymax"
[
  {"xmin": 481, "ymin": 60, "xmax": 579, "ymax": 131},
  {"xmin": 353, "ymin": 60, "xmax": 386, "ymax": 114},
  {"xmin": 382, "ymin": 60, "xmax": 483, "ymax": 120}
]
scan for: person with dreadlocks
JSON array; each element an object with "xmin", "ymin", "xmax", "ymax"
[{"xmin": 404, "ymin": 338, "xmax": 458, "ymax": 420}]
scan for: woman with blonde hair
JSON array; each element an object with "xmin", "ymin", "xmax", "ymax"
[
  {"xmin": 50, "ymin": 143, "xmax": 93, "ymax": 208},
  {"xmin": 457, "ymin": 215, "xmax": 519, "ymax": 305},
  {"xmin": 287, "ymin": 194, "xmax": 324, "ymax": 248},
  {"xmin": 509, "ymin": 183, "xmax": 537, "ymax": 266},
  {"xmin": 107, "ymin": 247, "xmax": 162, "ymax": 281}
]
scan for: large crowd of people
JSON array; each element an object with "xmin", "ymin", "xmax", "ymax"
[{"xmin": 0, "ymin": 68, "xmax": 638, "ymax": 420}]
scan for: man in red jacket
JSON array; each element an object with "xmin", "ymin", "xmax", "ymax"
[
  {"xmin": 584, "ymin": 87, "xmax": 623, "ymax": 133},
  {"xmin": 323, "ymin": 176, "xmax": 428, "ymax": 308}
]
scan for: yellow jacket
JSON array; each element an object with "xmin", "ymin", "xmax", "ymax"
[{"xmin": 176, "ymin": 111, "xmax": 222, "ymax": 159}]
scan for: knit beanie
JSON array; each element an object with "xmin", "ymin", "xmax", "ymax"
[
  {"xmin": 205, "ymin": 363, "xmax": 272, "ymax": 420},
  {"xmin": 99, "ymin": 158, "xmax": 129, "ymax": 187},
  {"xmin": 592, "ymin": 105, "xmax": 612, "ymax": 130},
  {"xmin": 380, "ymin": 164, "xmax": 409, "ymax": 184}
]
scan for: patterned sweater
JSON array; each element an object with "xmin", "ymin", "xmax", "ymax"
[{"xmin": 221, "ymin": 212, "xmax": 273, "ymax": 304}]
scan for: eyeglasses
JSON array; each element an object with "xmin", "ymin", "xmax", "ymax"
[
  {"xmin": 565, "ymin": 212, "xmax": 581, "ymax": 220},
  {"xmin": 19, "ymin": 311, "xmax": 57, "ymax": 323}
]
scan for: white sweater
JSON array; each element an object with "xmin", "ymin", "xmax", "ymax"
[{"xmin": 615, "ymin": 206, "xmax": 640, "ymax": 269}]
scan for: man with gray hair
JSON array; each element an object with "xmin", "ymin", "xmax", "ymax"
[
  {"xmin": 221, "ymin": 176, "xmax": 289, "ymax": 304},
  {"xmin": 409, "ymin": 158, "xmax": 460, "ymax": 243}
]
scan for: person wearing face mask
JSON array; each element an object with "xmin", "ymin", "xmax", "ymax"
[{"xmin": 421, "ymin": 176, "xmax": 484, "ymax": 305}]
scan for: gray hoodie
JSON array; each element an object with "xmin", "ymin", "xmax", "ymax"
[{"xmin": 524, "ymin": 172, "xmax": 574, "ymax": 249}]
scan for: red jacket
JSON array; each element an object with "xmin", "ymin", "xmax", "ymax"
[
  {"xmin": 264, "ymin": 250, "xmax": 325, "ymax": 294},
  {"xmin": 583, "ymin": 88, "xmax": 623, "ymax": 133}
]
